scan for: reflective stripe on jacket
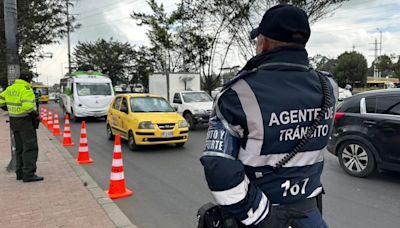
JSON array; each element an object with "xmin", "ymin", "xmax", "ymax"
[{"xmin": 0, "ymin": 79, "xmax": 36, "ymax": 117}]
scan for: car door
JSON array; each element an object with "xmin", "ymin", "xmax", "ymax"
[
  {"xmin": 172, "ymin": 93, "xmax": 183, "ymax": 113},
  {"xmin": 110, "ymin": 97, "xmax": 122, "ymax": 133},
  {"xmin": 119, "ymin": 97, "xmax": 130, "ymax": 139},
  {"xmin": 373, "ymin": 95, "xmax": 400, "ymax": 163}
]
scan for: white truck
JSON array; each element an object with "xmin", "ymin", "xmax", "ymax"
[
  {"xmin": 60, "ymin": 71, "xmax": 114, "ymax": 121},
  {"xmin": 149, "ymin": 73, "xmax": 213, "ymax": 130}
]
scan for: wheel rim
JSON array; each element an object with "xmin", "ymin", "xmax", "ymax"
[{"xmin": 341, "ymin": 144, "xmax": 369, "ymax": 172}]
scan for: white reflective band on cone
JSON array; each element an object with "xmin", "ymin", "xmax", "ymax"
[
  {"xmin": 114, "ymin": 145, "xmax": 122, "ymax": 152},
  {"xmin": 80, "ymin": 138, "xmax": 87, "ymax": 144},
  {"xmin": 64, "ymin": 133, "xmax": 71, "ymax": 137},
  {"xmin": 79, "ymin": 146, "xmax": 88, "ymax": 152},
  {"xmin": 81, "ymin": 129, "xmax": 87, "ymax": 134},
  {"xmin": 110, "ymin": 172, "xmax": 124, "ymax": 181},
  {"xmin": 112, "ymin": 159, "xmax": 123, "ymax": 167}
]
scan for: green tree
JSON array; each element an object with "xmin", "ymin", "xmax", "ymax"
[
  {"xmin": 0, "ymin": 0, "xmax": 79, "ymax": 88},
  {"xmin": 310, "ymin": 54, "xmax": 337, "ymax": 73},
  {"xmin": 17, "ymin": 0, "xmax": 79, "ymax": 69},
  {"xmin": 128, "ymin": 46, "xmax": 155, "ymax": 89},
  {"xmin": 131, "ymin": 0, "xmax": 181, "ymax": 73},
  {"xmin": 333, "ymin": 51, "xmax": 368, "ymax": 87},
  {"xmin": 374, "ymin": 54, "xmax": 394, "ymax": 77},
  {"xmin": 225, "ymin": 0, "xmax": 349, "ymax": 60},
  {"xmin": 393, "ymin": 56, "xmax": 400, "ymax": 79},
  {"xmin": 73, "ymin": 38, "xmax": 134, "ymax": 85}
]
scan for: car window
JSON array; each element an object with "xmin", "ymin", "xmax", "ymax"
[
  {"xmin": 376, "ymin": 96, "xmax": 400, "ymax": 115},
  {"xmin": 387, "ymin": 103, "xmax": 400, "ymax": 115},
  {"xmin": 113, "ymin": 97, "xmax": 122, "ymax": 110},
  {"xmin": 182, "ymin": 92, "xmax": 212, "ymax": 103},
  {"xmin": 173, "ymin": 93, "xmax": 182, "ymax": 103},
  {"xmin": 131, "ymin": 97, "xmax": 175, "ymax": 112},
  {"xmin": 365, "ymin": 97, "xmax": 376, "ymax": 113},
  {"xmin": 120, "ymin": 98, "xmax": 128, "ymax": 112},
  {"xmin": 337, "ymin": 97, "xmax": 360, "ymax": 113}
]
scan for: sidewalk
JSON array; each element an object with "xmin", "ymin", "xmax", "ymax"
[{"xmin": 0, "ymin": 112, "xmax": 136, "ymax": 228}]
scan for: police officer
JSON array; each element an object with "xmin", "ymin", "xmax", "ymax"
[
  {"xmin": 201, "ymin": 4, "xmax": 338, "ymax": 228},
  {"xmin": 0, "ymin": 72, "xmax": 44, "ymax": 182}
]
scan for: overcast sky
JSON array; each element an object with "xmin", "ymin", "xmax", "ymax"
[{"xmin": 36, "ymin": 0, "xmax": 400, "ymax": 85}]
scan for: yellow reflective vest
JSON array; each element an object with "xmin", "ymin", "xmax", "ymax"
[{"xmin": 0, "ymin": 79, "xmax": 36, "ymax": 117}]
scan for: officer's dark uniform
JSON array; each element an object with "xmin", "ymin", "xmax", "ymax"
[
  {"xmin": 0, "ymin": 72, "xmax": 43, "ymax": 182},
  {"xmin": 201, "ymin": 5, "xmax": 338, "ymax": 228}
]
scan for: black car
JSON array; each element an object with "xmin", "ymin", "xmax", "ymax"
[{"xmin": 328, "ymin": 89, "xmax": 400, "ymax": 177}]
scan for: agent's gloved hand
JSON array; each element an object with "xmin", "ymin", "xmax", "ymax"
[
  {"xmin": 29, "ymin": 111, "xmax": 40, "ymax": 129},
  {"xmin": 257, "ymin": 205, "xmax": 308, "ymax": 228}
]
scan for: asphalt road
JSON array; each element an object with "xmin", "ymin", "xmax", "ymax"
[{"xmin": 46, "ymin": 102, "xmax": 400, "ymax": 228}]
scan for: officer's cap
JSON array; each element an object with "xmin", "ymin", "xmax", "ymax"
[
  {"xmin": 250, "ymin": 4, "xmax": 310, "ymax": 45},
  {"xmin": 19, "ymin": 71, "xmax": 34, "ymax": 81}
]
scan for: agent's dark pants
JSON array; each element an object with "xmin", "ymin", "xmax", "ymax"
[
  {"xmin": 291, "ymin": 207, "xmax": 329, "ymax": 228},
  {"xmin": 13, "ymin": 129, "xmax": 39, "ymax": 178}
]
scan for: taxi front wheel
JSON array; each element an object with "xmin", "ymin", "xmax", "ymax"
[
  {"xmin": 128, "ymin": 131, "xmax": 138, "ymax": 151},
  {"xmin": 106, "ymin": 124, "xmax": 114, "ymax": 140}
]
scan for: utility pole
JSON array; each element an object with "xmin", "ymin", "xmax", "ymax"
[
  {"xmin": 66, "ymin": 0, "xmax": 72, "ymax": 74},
  {"xmin": 4, "ymin": 0, "xmax": 19, "ymax": 85},
  {"xmin": 369, "ymin": 38, "xmax": 379, "ymax": 80},
  {"xmin": 352, "ymin": 44, "xmax": 355, "ymax": 52},
  {"xmin": 4, "ymin": 0, "xmax": 19, "ymax": 172},
  {"xmin": 377, "ymin": 28, "xmax": 382, "ymax": 78}
]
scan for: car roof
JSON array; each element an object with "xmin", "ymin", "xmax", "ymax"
[
  {"xmin": 352, "ymin": 88, "xmax": 400, "ymax": 98},
  {"xmin": 115, "ymin": 93, "xmax": 162, "ymax": 98}
]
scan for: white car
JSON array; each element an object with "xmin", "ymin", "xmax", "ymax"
[
  {"xmin": 338, "ymin": 87, "xmax": 352, "ymax": 101},
  {"xmin": 211, "ymin": 87, "xmax": 223, "ymax": 98}
]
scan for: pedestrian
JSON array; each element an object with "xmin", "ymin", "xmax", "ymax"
[
  {"xmin": 200, "ymin": 4, "xmax": 338, "ymax": 228},
  {"xmin": 35, "ymin": 89, "xmax": 41, "ymax": 112},
  {"xmin": 0, "ymin": 71, "xmax": 44, "ymax": 182}
]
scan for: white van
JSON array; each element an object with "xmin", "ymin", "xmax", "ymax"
[{"xmin": 60, "ymin": 71, "xmax": 114, "ymax": 121}]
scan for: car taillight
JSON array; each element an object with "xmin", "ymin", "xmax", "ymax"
[{"xmin": 334, "ymin": 112, "xmax": 345, "ymax": 123}]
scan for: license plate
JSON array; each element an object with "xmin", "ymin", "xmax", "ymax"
[{"xmin": 162, "ymin": 132, "xmax": 174, "ymax": 138}]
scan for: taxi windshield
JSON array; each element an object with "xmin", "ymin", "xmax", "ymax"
[
  {"xmin": 130, "ymin": 97, "xmax": 174, "ymax": 112},
  {"xmin": 34, "ymin": 87, "xmax": 48, "ymax": 95},
  {"xmin": 182, "ymin": 92, "xmax": 212, "ymax": 103}
]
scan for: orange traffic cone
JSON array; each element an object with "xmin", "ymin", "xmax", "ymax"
[
  {"xmin": 76, "ymin": 121, "xmax": 93, "ymax": 164},
  {"xmin": 106, "ymin": 134, "xmax": 133, "ymax": 200},
  {"xmin": 62, "ymin": 114, "xmax": 74, "ymax": 147},
  {"xmin": 42, "ymin": 107, "xmax": 48, "ymax": 125},
  {"xmin": 47, "ymin": 109, "xmax": 53, "ymax": 130},
  {"xmin": 52, "ymin": 111, "xmax": 61, "ymax": 136}
]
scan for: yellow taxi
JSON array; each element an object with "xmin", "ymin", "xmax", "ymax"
[{"xmin": 106, "ymin": 93, "xmax": 189, "ymax": 150}]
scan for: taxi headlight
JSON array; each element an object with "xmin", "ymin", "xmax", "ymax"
[
  {"xmin": 178, "ymin": 120, "xmax": 189, "ymax": 128},
  {"xmin": 138, "ymin": 121, "xmax": 154, "ymax": 129}
]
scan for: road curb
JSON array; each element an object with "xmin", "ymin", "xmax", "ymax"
[{"xmin": 42, "ymin": 128, "xmax": 138, "ymax": 228}]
